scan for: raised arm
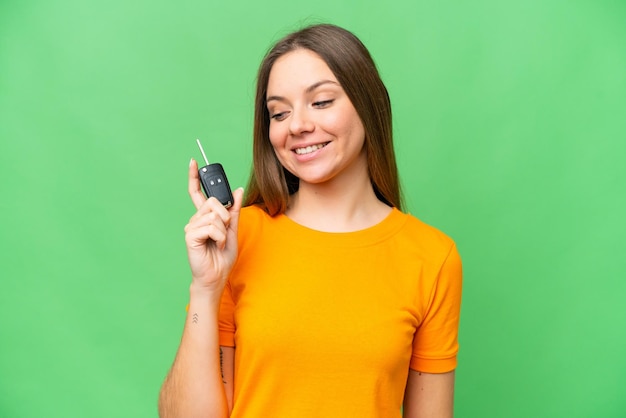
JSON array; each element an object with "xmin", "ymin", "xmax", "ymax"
[{"xmin": 158, "ymin": 159, "xmax": 243, "ymax": 418}]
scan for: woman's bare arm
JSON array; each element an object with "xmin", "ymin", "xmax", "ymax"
[
  {"xmin": 158, "ymin": 161, "xmax": 242, "ymax": 417},
  {"xmin": 403, "ymin": 370, "xmax": 455, "ymax": 418},
  {"xmin": 158, "ymin": 289, "xmax": 231, "ymax": 418}
]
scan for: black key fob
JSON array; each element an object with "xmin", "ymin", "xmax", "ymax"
[
  {"xmin": 198, "ymin": 162, "xmax": 233, "ymax": 208},
  {"xmin": 196, "ymin": 139, "xmax": 234, "ymax": 208}
]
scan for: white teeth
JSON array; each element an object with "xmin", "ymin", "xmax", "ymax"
[{"xmin": 295, "ymin": 143, "xmax": 327, "ymax": 155}]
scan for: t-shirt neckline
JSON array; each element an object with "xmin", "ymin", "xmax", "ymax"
[{"xmin": 271, "ymin": 207, "xmax": 408, "ymax": 248}]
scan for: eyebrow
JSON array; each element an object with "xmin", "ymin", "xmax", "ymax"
[{"xmin": 266, "ymin": 79, "xmax": 340, "ymax": 103}]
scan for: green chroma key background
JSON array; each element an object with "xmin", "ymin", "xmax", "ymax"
[{"xmin": 1, "ymin": 0, "xmax": 625, "ymax": 416}]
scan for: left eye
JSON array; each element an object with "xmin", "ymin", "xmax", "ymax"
[{"xmin": 313, "ymin": 99, "xmax": 334, "ymax": 108}]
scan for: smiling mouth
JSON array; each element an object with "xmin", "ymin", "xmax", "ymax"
[{"xmin": 294, "ymin": 142, "xmax": 330, "ymax": 155}]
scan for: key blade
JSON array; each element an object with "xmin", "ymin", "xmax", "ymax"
[{"xmin": 196, "ymin": 138, "xmax": 210, "ymax": 165}]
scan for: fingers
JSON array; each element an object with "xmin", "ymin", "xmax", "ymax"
[
  {"xmin": 186, "ymin": 207, "xmax": 228, "ymax": 246},
  {"xmin": 192, "ymin": 211, "xmax": 228, "ymax": 236},
  {"xmin": 187, "ymin": 188, "xmax": 242, "ymax": 250},
  {"xmin": 188, "ymin": 158, "xmax": 206, "ymax": 210},
  {"xmin": 187, "ymin": 158, "xmax": 245, "ymax": 250},
  {"xmin": 185, "ymin": 223, "xmax": 228, "ymax": 250}
]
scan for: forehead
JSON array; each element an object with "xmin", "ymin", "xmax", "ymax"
[{"xmin": 267, "ymin": 49, "xmax": 337, "ymax": 94}]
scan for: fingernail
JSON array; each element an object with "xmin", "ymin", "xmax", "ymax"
[{"xmin": 189, "ymin": 158, "xmax": 194, "ymax": 167}]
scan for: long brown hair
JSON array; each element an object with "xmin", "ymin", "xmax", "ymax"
[{"xmin": 244, "ymin": 24, "xmax": 403, "ymax": 215}]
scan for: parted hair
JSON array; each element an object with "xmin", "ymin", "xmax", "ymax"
[{"xmin": 244, "ymin": 23, "xmax": 403, "ymax": 215}]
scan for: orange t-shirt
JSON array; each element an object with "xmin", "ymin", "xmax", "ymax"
[{"xmin": 219, "ymin": 205, "xmax": 462, "ymax": 417}]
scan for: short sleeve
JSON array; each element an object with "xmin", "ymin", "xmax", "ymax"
[
  {"xmin": 218, "ymin": 281, "xmax": 236, "ymax": 347},
  {"xmin": 410, "ymin": 243, "xmax": 463, "ymax": 373}
]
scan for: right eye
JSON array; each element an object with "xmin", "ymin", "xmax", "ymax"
[{"xmin": 270, "ymin": 111, "xmax": 289, "ymax": 121}]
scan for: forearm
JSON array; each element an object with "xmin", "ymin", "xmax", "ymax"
[{"xmin": 158, "ymin": 285, "xmax": 229, "ymax": 418}]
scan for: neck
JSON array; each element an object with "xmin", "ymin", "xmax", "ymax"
[{"xmin": 286, "ymin": 174, "xmax": 391, "ymax": 233}]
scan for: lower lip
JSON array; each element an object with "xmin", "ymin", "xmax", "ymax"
[{"xmin": 293, "ymin": 144, "xmax": 327, "ymax": 162}]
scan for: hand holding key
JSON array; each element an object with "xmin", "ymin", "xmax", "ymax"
[{"xmin": 185, "ymin": 155, "xmax": 243, "ymax": 296}]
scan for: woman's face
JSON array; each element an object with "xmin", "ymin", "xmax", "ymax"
[{"xmin": 266, "ymin": 49, "xmax": 367, "ymax": 187}]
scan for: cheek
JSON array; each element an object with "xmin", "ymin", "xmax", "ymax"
[
  {"xmin": 268, "ymin": 123, "xmax": 285, "ymax": 149},
  {"xmin": 349, "ymin": 111, "xmax": 366, "ymax": 144},
  {"xmin": 318, "ymin": 109, "xmax": 342, "ymax": 129},
  {"xmin": 322, "ymin": 106, "xmax": 364, "ymax": 138},
  {"xmin": 267, "ymin": 125, "xmax": 290, "ymax": 167}
]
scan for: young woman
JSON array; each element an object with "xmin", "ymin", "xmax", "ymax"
[{"xmin": 159, "ymin": 24, "xmax": 462, "ymax": 418}]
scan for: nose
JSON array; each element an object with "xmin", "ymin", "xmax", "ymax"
[{"xmin": 288, "ymin": 106, "xmax": 315, "ymax": 136}]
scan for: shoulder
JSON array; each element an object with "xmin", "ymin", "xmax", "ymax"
[
  {"xmin": 239, "ymin": 204, "xmax": 270, "ymax": 223},
  {"xmin": 238, "ymin": 205, "xmax": 270, "ymax": 232},
  {"xmin": 237, "ymin": 205, "xmax": 283, "ymax": 243},
  {"xmin": 400, "ymin": 211, "xmax": 455, "ymax": 245},
  {"xmin": 393, "ymin": 210, "xmax": 460, "ymax": 266}
]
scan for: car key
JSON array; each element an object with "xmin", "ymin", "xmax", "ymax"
[{"xmin": 196, "ymin": 138, "xmax": 234, "ymax": 208}]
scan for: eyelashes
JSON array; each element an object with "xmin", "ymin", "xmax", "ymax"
[
  {"xmin": 269, "ymin": 99, "xmax": 335, "ymax": 121},
  {"xmin": 312, "ymin": 99, "xmax": 334, "ymax": 108},
  {"xmin": 270, "ymin": 111, "xmax": 288, "ymax": 121}
]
